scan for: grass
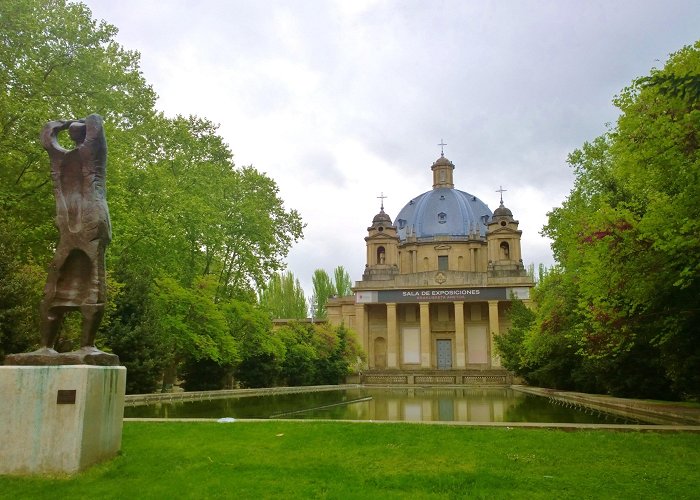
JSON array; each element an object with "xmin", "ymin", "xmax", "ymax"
[{"xmin": 1, "ymin": 421, "xmax": 699, "ymax": 499}]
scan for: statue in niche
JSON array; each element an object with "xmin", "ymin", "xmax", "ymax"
[
  {"xmin": 500, "ymin": 241, "xmax": 510, "ymax": 260},
  {"xmin": 5, "ymin": 114, "xmax": 118, "ymax": 366}
]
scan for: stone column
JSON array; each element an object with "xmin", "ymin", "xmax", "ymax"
[
  {"xmin": 386, "ymin": 303, "xmax": 398, "ymax": 368},
  {"xmin": 420, "ymin": 302, "xmax": 431, "ymax": 368},
  {"xmin": 488, "ymin": 300, "xmax": 500, "ymax": 367},
  {"xmin": 355, "ymin": 303, "xmax": 369, "ymax": 367},
  {"xmin": 454, "ymin": 301, "xmax": 466, "ymax": 368}
]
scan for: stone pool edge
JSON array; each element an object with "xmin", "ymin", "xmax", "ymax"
[
  {"xmin": 512, "ymin": 385, "xmax": 700, "ymax": 426},
  {"xmin": 124, "ymin": 384, "xmax": 363, "ymax": 406},
  {"xmin": 122, "ymin": 417, "xmax": 700, "ymax": 432}
]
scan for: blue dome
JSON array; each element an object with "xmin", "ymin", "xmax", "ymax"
[{"xmin": 395, "ymin": 188, "xmax": 492, "ymax": 241}]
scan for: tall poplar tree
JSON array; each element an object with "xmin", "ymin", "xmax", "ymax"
[
  {"xmin": 311, "ymin": 269, "xmax": 334, "ymax": 319},
  {"xmin": 259, "ymin": 272, "xmax": 308, "ymax": 319},
  {"xmin": 333, "ymin": 266, "xmax": 353, "ymax": 297}
]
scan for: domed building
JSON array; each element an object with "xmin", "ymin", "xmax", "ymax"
[{"xmin": 327, "ymin": 152, "xmax": 534, "ymax": 384}]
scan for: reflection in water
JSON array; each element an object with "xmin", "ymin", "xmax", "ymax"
[{"xmin": 124, "ymin": 387, "xmax": 641, "ymax": 424}]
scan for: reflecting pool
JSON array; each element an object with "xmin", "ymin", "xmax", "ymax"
[{"xmin": 124, "ymin": 387, "xmax": 642, "ymax": 424}]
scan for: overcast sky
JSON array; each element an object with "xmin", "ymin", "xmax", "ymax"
[{"xmin": 85, "ymin": 0, "xmax": 700, "ymax": 296}]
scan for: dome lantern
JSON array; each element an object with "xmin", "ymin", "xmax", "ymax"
[{"xmin": 431, "ymin": 155, "xmax": 455, "ymax": 189}]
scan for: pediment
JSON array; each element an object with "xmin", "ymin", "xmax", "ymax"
[
  {"xmin": 488, "ymin": 227, "xmax": 522, "ymax": 236},
  {"xmin": 365, "ymin": 232, "xmax": 400, "ymax": 242}
]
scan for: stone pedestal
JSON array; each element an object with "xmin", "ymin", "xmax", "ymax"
[{"xmin": 0, "ymin": 365, "xmax": 126, "ymax": 475}]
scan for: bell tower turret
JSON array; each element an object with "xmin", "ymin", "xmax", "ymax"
[
  {"xmin": 362, "ymin": 194, "xmax": 400, "ymax": 281},
  {"xmin": 486, "ymin": 188, "xmax": 526, "ymax": 276}
]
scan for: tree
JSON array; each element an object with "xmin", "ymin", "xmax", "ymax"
[
  {"xmin": 225, "ymin": 300, "xmax": 284, "ymax": 388},
  {"xmin": 105, "ymin": 114, "xmax": 304, "ymax": 388},
  {"xmin": 276, "ymin": 322, "xmax": 364, "ymax": 386},
  {"xmin": 495, "ymin": 298, "xmax": 535, "ymax": 377},
  {"xmin": 0, "ymin": 0, "xmax": 156, "ymax": 262},
  {"xmin": 314, "ymin": 323, "xmax": 362, "ymax": 384},
  {"xmin": 277, "ymin": 323, "xmax": 321, "ymax": 386},
  {"xmin": 214, "ymin": 166, "xmax": 305, "ymax": 301},
  {"xmin": 524, "ymin": 41, "xmax": 700, "ymax": 399},
  {"xmin": 311, "ymin": 269, "xmax": 334, "ymax": 319},
  {"xmin": 147, "ymin": 276, "xmax": 238, "ymax": 389},
  {"xmin": 0, "ymin": 239, "xmax": 44, "ymax": 361},
  {"xmin": 333, "ymin": 266, "xmax": 353, "ymax": 297},
  {"xmin": 0, "ymin": 0, "xmax": 156, "ymax": 370},
  {"xmin": 258, "ymin": 271, "xmax": 308, "ymax": 319},
  {"xmin": 0, "ymin": 2, "xmax": 308, "ymax": 392},
  {"xmin": 180, "ymin": 357, "xmax": 232, "ymax": 391},
  {"xmin": 107, "ymin": 114, "xmax": 304, "ymax": 301}
]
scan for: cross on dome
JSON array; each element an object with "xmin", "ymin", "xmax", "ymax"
[
  {"xmin": 496, "ymin": 185, "xmax": 507, "ymax": 204},
  {"xmin": 438, "ymin": 139, "xmax": 447, "ymax": 157},
  {"xmin": 377, "ymin": 192, "xmax": 387, "ymax": 211}
]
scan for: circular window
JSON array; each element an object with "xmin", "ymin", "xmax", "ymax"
[
  {"xmin": 500, "ymin": 221, "xmax": 507, "ymax": 226},
  {"xmin": 378, "ymin": 226, "xmax": 384, "ymax": 231}
]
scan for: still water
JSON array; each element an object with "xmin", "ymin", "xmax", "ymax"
[{"xmin": 124, "ymin": 387, "xmax": 640, "ymax": 424}]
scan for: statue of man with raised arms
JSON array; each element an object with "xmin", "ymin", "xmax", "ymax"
[{"xmin": 5, "ymin": 114, "xmax": 118, "ymax": 366}]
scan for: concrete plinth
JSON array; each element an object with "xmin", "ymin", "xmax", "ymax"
[{"xmin": 0, "ymin": 365, "xmax": 126, "ymax": 475}]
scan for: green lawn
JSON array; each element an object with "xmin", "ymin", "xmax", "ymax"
[{"xmin": 2, "ymin": 421, "xmax": 699, "ymax": 499}]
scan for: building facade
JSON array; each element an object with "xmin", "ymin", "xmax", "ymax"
[{"xmin": 327, "ymin": 153, "xmax": 534, "ymax": 383}]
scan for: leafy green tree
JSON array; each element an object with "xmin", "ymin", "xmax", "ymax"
[
  {"xmin": 495, "ymin": 298, "xmax": 535, "ymax": 376},
  {"xmin": 258, "ymin": 271, "xmax": 308, "ymax": 319},
  {"xmin": 107, "ymin": 114, "xmax": 304, "ymax": 301},
  {"xmin": 277, "ymin": 322, "xmax": 364, "ymax": 386},
  {"xmin": 333, "ymin": 266, "xmax": 353, "ymax": 297},
  {"xmin": 0, "ymin": 1, "xmax": 307, "ymax": 392},
  {"xmin": 105, "ymin": 322, "xmax": 167, "ymax": 394},
  {"xmin": 312, "ymin": 269, "xmax": 334, "ymax": 319},
  {"xmin": 105, "ymin": 114, "xmax": 303, "ymax": 389},
  {"xmin": 180, "ymin": 357, "xmax": 233, "ymax": 391},
  {"xmin": 0, "ymin": 0, "xmax": 157, "ymax": 375},
  {"xmin": 277, "ymin": 323, "xmax": 321, "ymax": 386},
  {"xmin": 315, "ymin": 323, "xmax": 359, "ymax": 384},
  {"xmin": 147, "ymin": 276, "xmax": 238, "ymax": 389},
  {"xmin": 0, "ymin": 0, "xmax": 156, "ymax": 261},
  {"xmin": 0, "ymin": 240, "xmax": 44, "ymax": 361},
  {"xmin": 530, "ymin": 41, "xmax": 700, "ymax": 399},
  {"xmin": 309, "ymin": 266, "xmax": 354, "ymax": 320},
  {"xmin": 214, "ymin": 166, "xmax": 304, "ymax": 301},
  {"xmin": 225, "ymin": 300, "xmax": 284, "ymax": 388}
]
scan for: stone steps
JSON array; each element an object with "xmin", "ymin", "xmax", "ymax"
[{"xmin": 361, "ymin": 369, "xmax": 513, "ymax": 386}]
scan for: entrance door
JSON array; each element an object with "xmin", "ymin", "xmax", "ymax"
[{"xmin": 436, "ymin": 339, "xmax": 452, "ymax": 369}]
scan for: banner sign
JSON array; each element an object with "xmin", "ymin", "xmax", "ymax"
[{"xmin": 356, "ymin": 287, "xmax": 528, "ymax": 304}]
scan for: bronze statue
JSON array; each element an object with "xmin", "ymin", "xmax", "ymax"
[{"xmin": 5, "ymin": 114, "xmax": 118, "ymax": 366}]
